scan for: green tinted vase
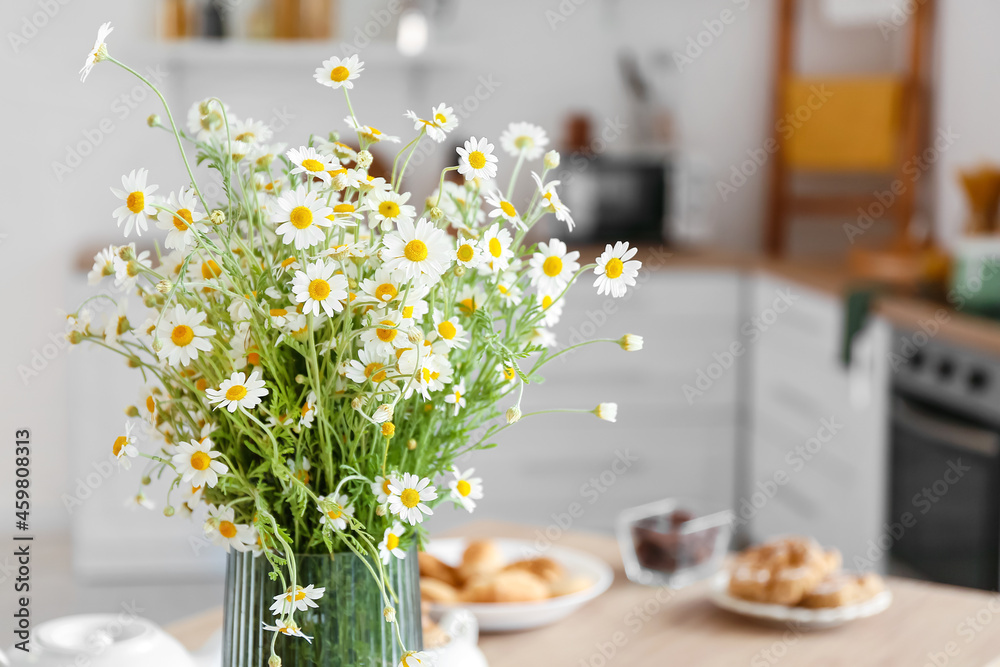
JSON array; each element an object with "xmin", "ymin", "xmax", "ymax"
[{"xmin": 222, "ymin": 549, "xmax": 422, "ymax": 666}]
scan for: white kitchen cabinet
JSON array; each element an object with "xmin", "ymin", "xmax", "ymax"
[{"xmin": 745, "ymin": 273, "xmax": 891, "ymax": 569}]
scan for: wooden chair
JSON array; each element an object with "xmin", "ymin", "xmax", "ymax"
[{"xmin": 765, "ymin": 0, "xmax": 935, "ymax": 257}]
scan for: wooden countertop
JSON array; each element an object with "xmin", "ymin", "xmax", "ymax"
[{"xmin": 167, "ymin": 521, "xmax": 1000, "ymax": 666}]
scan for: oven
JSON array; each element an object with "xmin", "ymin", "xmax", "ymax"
[{"xmin": 890, "ymin": 331, "xmax": 1000, "ymax": 590}]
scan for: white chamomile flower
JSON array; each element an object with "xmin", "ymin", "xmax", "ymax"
[
  {"xmin": 272, "ymin": 187, "xmax": 335, "ymax": 249},
  {"xmin": 79, "ymin": 21, "xmax": 113, "ymax": 82},
  {"xmin": 231, "ymin": 117, "xmax": 274, "ymax": 146},
  {"xmin": 344, "ymin": 116, "xmax": 400, "ymax": 144},
  {"xmin": 110, "ymin": 168, "xmax": 159, "ymax": 237},
  {"xmin": 360, "ymin": 268, "xmax": 404, "ymax": 305},
  {"xmin": 111, "ymin": 245, "xmax": 151, "ymax": 291},
  {"xmin": 286, "ymin": 146, "xmax": 337, "ymax": 184},
  {"xmin": 484, "ymin": 189, "xmax": 523, "ymax": 229},
  {"xmin": 382, "ymin": 217, "xmax": 453, "ymax": 282},
  {"xmin": 443, "ymin": 378, "xmax": 467, "ymax": 416},
  {"xmin": 387, "ymin": 473, "xmax": 438, "ymax": 526},
  {"xmin": 317, "ymin": 493, "xmax": 354, "ymax": 531},
  {"xmin": 371, "ymin": 473, "xmax": 399, "ymax": 504},
  {"xmin": 269, "ymin": 584, "xmax": 325, "ymax": 616},
  {"xmin": 156, "ymin": 306, "xmax": 215, "ymax": 367},
  {"xmin": 529, "ymin": 238, "xmax": 580, "ymax": 294},
  {"xmin": 454, "ymin": 237, "xmax": 482, "ymax": 269},
  {"xmin": 315, "ymin": 54, "xmax": 364, "ymax": 89},
  {"xmin": 496, "ymin": 280, "xmax": 523, "ymax": 307},
  {"xmin": 206, "ymin": 370, "xmax": 268, "ymax": 414},
  {"xmin": 111, "ymin": 422, "xmax": 138, "ymax": 470},
  {"xmin": 405, "ymin": 110, "xmax": 447, "ymax": 143},
  {"xmin": 328, "ymin": 201, "xmax": 364, "ymax": 226},
  {"xmin": 479, "ymin": 223, "xmax": 514, "ymax": 274},
  {"xmin": 156, "ymin": 188, "xmax": 206, "ymax": 252},
  {"xmin": 532, "ymin": 171, "xmax": 575, "ymax": 231},
  {"xmin": 360, "ymin": 314, "xmax": 408, "ymax": 357},
  {"xmin": 456, "ymin": 136, "xmax": 498, "ymax": 181},
  {"xmin": 430, "ymin": 103, "xmax": 458, "ymax": 133},
  {"xmin": 496, "ymin": 362, "xmax": 518, "ymax": 388},
  {"xmin": 88, "ymin": 246, "xmax": 117, "ymax": 285},
  {"xmin": 291, "ymin": 260, "xmax": 349, "ymax": 317},
  {"xmin": 528, "ymin": 327, "xmax": 557, "ymax": 349},
  {"xmin": 344, "ymin": 349, "xmax": 393, "ymax": 388},
  {"xmin": 299, "ymin": 391, "xmax": 317, "ymax": 429},
  {"xmin": 399, "ymin": 651, "xmax": 431, "ymax": 667},
  {"xmin": 594, "ymin": 402, "xmax": 618, "ymax": 422},
  {"xmin": 366, "ymin": 189, "xmax": 415, "ymax": 231},
  {"xmin": 448, "ymin": 466, "xmax": 483, "ymax": 512},
  {"xmin": 172, "ymin": 437, "xmax": 228, "ymax": 488},
  {"xmin": 538, "ymin": 292, "xmax": 565, "ymax": 327},
  {"xmin": 263, "ymin": 619, "xmax": 312, "ymax": 644},
  {"xmin": 432, "ymin": 311, "xmax": 468, "ymax": 350},
  {"xmin": 187, "ymin": 98, "xmax": 230, "ymax": 140},
  {"xmin": 379, "ymin": 522, "xmax": 407, "ymax": 564},
  {"xmin": 204, "ymin": 504, "xmax": 254, "ymax": 552},
  {"xmin": 500, "ymin": 122, "xmax": 549, "ymax": 161},
  {"xmin": 593, "ymin": 241, "xmax": 642, "ymax": 298}
]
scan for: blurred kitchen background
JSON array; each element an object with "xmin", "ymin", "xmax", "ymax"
[{"xmin": 4, "ymin": 0, "xmax": 1000, "ymax": 627}]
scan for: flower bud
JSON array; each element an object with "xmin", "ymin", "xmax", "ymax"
[
  {"xmin": 373, "ymin": 404, "xmax": 394, "ymax": 423},
  {"xmin": 506, "ymin": 406, "xmax": 521, "ymax": 424},
  {"xmin": 127, "ymin": 357, "xmax": 141, "ymax": 368},
  {"xmin": 147, "ymin": 114, "xmax": 161, "ymax": 128},
  {"xmin": 118, "ymin": 245, "xmax": 136, "ymax": 261},
  {"xmin": 125, "ymin": 405, "xmax": 140, "ymax": 418},
  {"xmin": 619, "ymin": 334, "xmax": 643, "ymax": 352},
  {"xmin": 351, "ymin": 397, "xmax": 364, "ymax": 410},
  {"xmin": 429, "ymin": 206, "xmax": 444, "ymax": 222},
  {"xmin": 210, "ymin": 210, "xmax": 226, "ymax": 226},
  {"xmin": 407, "ymin": 327, "xmax": 423, "ymax": 344},
  {"xmin": 375, "ymin": 505, "xmax": 387, "ymax": 517},
  {"xmin": 156, "ymin": 280, "xmax": 172, "ymax": 294},
  {"xmin": 407, "ymin": 438, "xmax": 417, "ymax": 451},
  {"xmin": 163, "ymin": 506, "xmax": 175, "ymax": 517},
  {"xmin": 381, "ymin": 422, "xmax": 396, "ymax": 438},
  {"xmin": 151, "ymin": 338, "xmax": 163, "ymax": 353},
  {"xmin": 383, "ymin": 606, "xmax": 396, "ymax": 623},
  {"xmin": 295, "ymin": 374, "xmax": 307, "ymax": 384},
  {"xmin": 141, "ymin": 475, "xmax": 152, "ymax": 486},
  {"xmin": 593, "ymin": 402, "xmax": 618, "ymax": 423},
  {"xmin": 454, "ymin": 265, "xmax": 466, "ymax": 277},
  {"xmin": 67, "ymin": 331, "xmax": 84, "ymax": 345},
  {"xmin": 268, "ymin": 656, "xmax": 282, "ymax": 667},
  {"xmin": 356, "ymin": 150, "xmax": 373, "ymax": 170},
  {"xmin": 544, "ymin": 150, "xmax": 561, "ymax": 170}
]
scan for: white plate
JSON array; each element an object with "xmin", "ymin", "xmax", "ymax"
[
  {"xmin": 424, "ymin": 538, "xmax": 614, "ymax": 632},
  {"xmin": 709, "ymin": 572, "xmax": 893, "ymax": 629}
]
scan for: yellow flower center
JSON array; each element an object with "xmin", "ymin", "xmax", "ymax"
[
  {"xmin": 457, "ymin": 244, "xmax": 475, "ymax": 262},
  {"xmin": 605, "ymin": 257, "xmax": 624, "ymax": 280},
  {"xmin": 301, "ymin": 159, "xmax": 325, "ymax": 174},
  {"xmin": 294, "ymin": 589, "xmax": 307, "ymax": 601},
  {"xmin": 364, "ymin": 362, "xmax": 387, "ymax": 383},
  {"xmin": 459, "ymin": 297, "xmax": 477, "ymax": 314},
  {"xmin": 468, "ymin": 151, "xmax": 487, "ymax": 170},
  {"xmin": 327, "ymin": 507, "xmax": 343, "ymax": 520},
  {"xmin": 456, "ymin": 480, "xmax": 471, "ymax": 497},
  {"xmin": 235, "ymin": 132, "xmax": 255, "ymax": 142},
  {"xmin": 382, "ymin": 479, "xmax": 393, "ymax": 495},
  {"xmin": 500, "ymin": 200, "xmax": 517, "ymax": 217},
  {"xmin": 330, "ymin": 65, "xmax": 350, "ymax": 82},
  {"xmin": 379, "ymin": 201, "xmax": 401, "ymax": 219},
  {"xmin": 400, "ymin": 488, "xmax": 420, "ymax": 508},
  {"xmin": 386, "ymin": 533, "xmax": 400, "ymax": 551},
  {"xmin": 113, "ymin": 436, "xmax": 127, "ymax": 457},
  {"xmin": 543, "ymin": 256, "xmax": 563, "ymax": 277},
  {"xmin": 503, "ymin": 366, "xmax": 516, "ymax": 381},
  {"xmin": 514, "ymin": 135, "xmax": 534, "ymax": 150},
  {"xmin": 435, "ymin": 113, "xmax": 448, "ymax": 124},
  {"xmin": 404, "ymin": 240, "xmax": 428, "ymax": 262},
  {"xmin": 171, "ymin": 325, "xmax": 194, "ymax": 347},
  {"xmin": 437, "ymin": 321, "xmax": 457, "ymax": 340},
  {"xmin": 281, "ymin": 257, "xmax": 297, "ymax": 269},
  {"xmin": 173, "ymin": 208, "xmax": 194, "ymax": 231},
  {"xmin": 542, "ymin": 295, "xmax": 554, "ymax": 309},
  {"xmin": 375, "ymin": 283, "xmax": 398, "ymax": 302},
  {"xmin": 308, "ymin": 279, "xmax": 331, "ymax": 301},
  {"xmin": 190, "ymin": 451, "xmax": 211, "ymax": 471},
  {"xmin": 376, "ymin": 321, "xmax": 398, "ymax": 343},
  {"xmin": 489, "ymin": 237, "xmax": 502, "ymax": 258},
  {"xmin": 201, "ymin": 260, "xmax": 222, "ymax": 279},
  {"xmin": 247, "ymin": 351, "xmax": 260, "ymax": 366},
  {"xmin": 290, "ymin": 206, "xmax": 313, "ymax": 229},
  {"xmin": 333, "ymin": 203, "xmax": 355, "ymax": 214},
  {"xmin": 402, "ymin": 306, "xmax": 414, "ymax": 318},
  {"xmin": 225, "ymin": 385, "xmax": 247, "ymax": 402},
  {"xmin": 146, "ymin": 396, "xmax": 156, "ymax": 413},
  {"xmin": 219, "ymin": 521, "xmax": 237, "ymax": 539},
  {"xmin": 126, "ymin": 191, "xmax": 145, "ymax": 214},
  {"xmin": 270, "ymin": 308, "xmax": 288, "ymax": 317}
]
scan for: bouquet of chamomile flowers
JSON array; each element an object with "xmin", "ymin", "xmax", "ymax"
[{"xmin": 73, "ymin": 22, "xmax": 643, "ymax": 665}]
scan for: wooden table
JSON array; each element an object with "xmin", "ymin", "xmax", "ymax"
[{"xmin": 168, "ymin": 521, "xmax": 1000, "ymax": 666}]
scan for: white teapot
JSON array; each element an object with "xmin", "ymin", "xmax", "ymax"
[{"xmin": 0, "ymin": 614, "xmax": 220, "ymax": 667}]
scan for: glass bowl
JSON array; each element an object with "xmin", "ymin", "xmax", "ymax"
[{"xmin": 616, "ymin": 498, "xmax": 733, "ymax": 588}]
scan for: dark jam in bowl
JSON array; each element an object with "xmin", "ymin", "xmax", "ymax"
[{"xmin": 631, "ymin": 510, "xmax": 718, "ymax": 573}]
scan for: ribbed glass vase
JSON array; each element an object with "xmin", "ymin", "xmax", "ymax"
[{"xmin": 222, "ymin": 548, "xmax": 422, "ymax": 666}]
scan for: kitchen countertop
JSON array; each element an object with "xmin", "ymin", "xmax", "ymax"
[{"xmin": 168, "ymin": 521, "xmax": 1000, "ymax": 666}]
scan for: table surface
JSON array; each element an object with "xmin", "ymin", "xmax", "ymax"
[{"xmin": 168, "ymin": 521, "xmax": 1000, "ymax": 666}]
